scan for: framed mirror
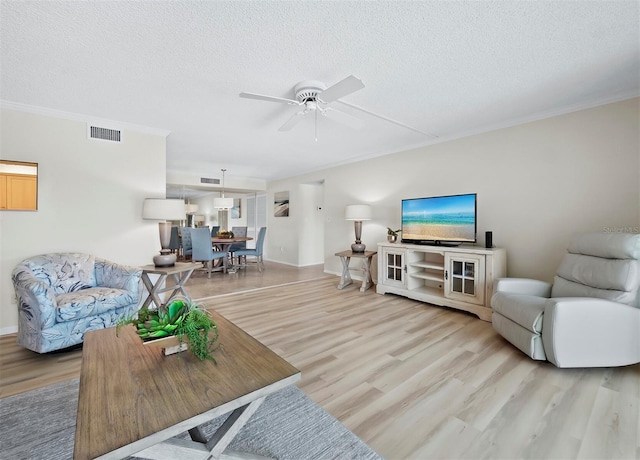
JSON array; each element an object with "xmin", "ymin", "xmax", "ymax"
[{"xmin": 0, "ymin": 160, "xmax": 38, "ymax": 211}]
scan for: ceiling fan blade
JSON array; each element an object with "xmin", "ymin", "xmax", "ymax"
[
  {"xmin": 317, "ymin": 75, "xmax": 365, "ymax": 103},
  {"xmin": 278, "ymin": 109, "xmax": 308, "ymax": 131},
  {"xmin": 336, "ymin": 100, "xmax": 438, "ymax": 138},
  {"xmin": 323, "ymin": 107, "xmax": 364, "ymax": 130},
  {"xmin": 239, "ymin": 92, "xmax": 301, "ymax": 105}
]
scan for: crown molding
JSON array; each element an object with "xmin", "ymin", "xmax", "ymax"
[{"xmin": 0, "ymin": 100, "xmax": 171, "ymax": 137}]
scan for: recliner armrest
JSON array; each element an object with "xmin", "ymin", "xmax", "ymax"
[
  {"xmin": 95, "ymin": 259, "xmax": 143, "ymax": 293},
  {"xmin": 12, "ymin": 269, "xmax": 58, "ymax": 328},
  {"xmin": 542, "ymin": 298, "xmax": 640, "ymax": 367},
  {"xmin": 493, "ymin": 278, "xmax": 552, "ymax": 297}
]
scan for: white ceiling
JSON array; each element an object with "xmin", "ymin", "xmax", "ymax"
[{"xmin": 1, "ymin": 1, "xmax": 638, "ymax": 186}]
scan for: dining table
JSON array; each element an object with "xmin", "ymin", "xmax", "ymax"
[{"xmin": 211, "ymin": 236, "xmax": 253, "ymax": 273}]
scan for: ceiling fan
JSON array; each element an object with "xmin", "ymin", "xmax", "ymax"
[{"xmin": 239, "ymin": 75, "xmax": 436, "ymax": 140}]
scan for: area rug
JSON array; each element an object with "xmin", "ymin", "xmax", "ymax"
[{"xmin": 0, "ymin": 379, "xmax": 383, "ymax": 460}]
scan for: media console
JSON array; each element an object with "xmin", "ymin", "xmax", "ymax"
[{"xmin": 376, "ymin": 241, "xmax": 506, "ymax": 321}]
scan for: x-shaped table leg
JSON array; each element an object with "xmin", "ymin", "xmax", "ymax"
[
  {"xmin": 141, "ymin": 268, "xmax": 198, "ymax": 309},
  {"xmin": 141, "ymin": 272, "xmax": 168, "ymax": 309},
  {"xmin": 133, "ymin": 397, "xmax": 270, "ymax": 460},
  {"xmin": 337, "ymin": 256, "xmax": 353, "ymax": 290},
  {"xmin": 360, "ymin": 257, "xmax": 373, "ymax": 292},
  {"xmin": 166, "ymin": 270, "xmax": 195, "ymax": 302}
]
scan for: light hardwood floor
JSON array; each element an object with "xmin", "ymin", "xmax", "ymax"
[{"xmin": 1, "ymin": 261, "xmax": 638, "ymax": 459}]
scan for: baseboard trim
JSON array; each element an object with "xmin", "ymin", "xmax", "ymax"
[
  {"xmin": 325, "ymin": 268, "xmax": 366, "ymax": 282},
  {"xmin": 263, "ymin": 258, "xmax": 324, "ymax": 268},
  {"xmin": 195, "ymin": 275, "xmax": 335, "ymax": 303},
  {"xmin": 0, "ymin": 326, "xmax": 18, "ymax": 336}
]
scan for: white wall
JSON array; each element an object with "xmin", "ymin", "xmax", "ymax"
[
  {"xmin": 0, "ymin": 108, "xmax": 167, "ymax": 332},
  {"xmin": 266, "ymin": 98, "xmax": 640, "ymax": 283}
]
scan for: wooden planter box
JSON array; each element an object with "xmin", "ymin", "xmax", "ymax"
[{"xmin": 143, "ymin": 335, "xmax": 188, "ymax": 355}]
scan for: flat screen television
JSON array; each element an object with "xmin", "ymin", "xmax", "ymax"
[{"xmin": 401, "ymin": 193, "xmax": 477, "ymax": 246}]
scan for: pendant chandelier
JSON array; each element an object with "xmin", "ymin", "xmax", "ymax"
[{"xmin": 213, "ymin": 168, "xmax": 233, "ymax": 210}]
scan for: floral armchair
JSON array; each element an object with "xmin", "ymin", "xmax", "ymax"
[{"xmin": 12, "ymin": 253, "xmax": 143, "ymax": 353}]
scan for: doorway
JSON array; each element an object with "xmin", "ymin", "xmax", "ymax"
[{"xmin": 298, "ymin": 181, "xmax": 324, "ymax": 266}]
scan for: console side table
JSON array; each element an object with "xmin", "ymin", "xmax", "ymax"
[
  {"xmin": 140, "ymin": 262, "xmax": 203, "ymax": 309},
  {"xmin": 335, "ymin": 250, "xmax": 377, "ymax": 292}
]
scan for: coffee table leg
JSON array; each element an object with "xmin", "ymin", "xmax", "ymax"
[
  {"xmin": 205, "ymin": 396, "xmax": 266, "ymax": 458},
  {"xmin": 188, "ymin": 426, "xmax": 208, "ymax": 443},
  {"xmin": 133, "ymin": 398, "xmax": 272, "ymax": 460}
]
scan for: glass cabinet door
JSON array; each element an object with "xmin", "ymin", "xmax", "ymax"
[
  {"xmin": 444, "ymin": 253, "xmax": 485, "ymax": 305},
  {"xmin": 383, "ymin": 249, "xmax": 405, "ymax": 287}
]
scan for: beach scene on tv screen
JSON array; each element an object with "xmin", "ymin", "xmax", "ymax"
[{"xmin": 403, "ymin": 194, "xmax": 476, "ymax": 241}]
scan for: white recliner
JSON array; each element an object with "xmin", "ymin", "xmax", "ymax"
[{"xmin": 492, "ymin": 232, "xmax": 640, "ymax": 368}]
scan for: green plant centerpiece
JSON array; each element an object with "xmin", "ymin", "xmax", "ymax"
[
  {"xmin": 117, "ymin": 298, "xmax": 218, "ymax": 361},
  {"xmin": 387, "ymin": 227, "xmax": 401, "ymax": 243},
  {"xmin": 216, "ymin": 229, "xmax": 234, "ymax": 239}
]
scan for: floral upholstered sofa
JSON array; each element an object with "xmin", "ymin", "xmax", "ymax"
[{"xmin": 12, "ymin": 253, "xmax": 143, "ymax": 353}]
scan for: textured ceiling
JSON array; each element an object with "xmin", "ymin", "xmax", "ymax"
[{"xmin": 1, "ymin": 1, "xmax": 638, "ymax": 186}]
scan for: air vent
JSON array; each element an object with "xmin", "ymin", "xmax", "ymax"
[
  {"xmin": 88, "ymin": 124, "xmax": 122, "ymax": 142},
  {"xmin": 201, "ymin": 177, "xmax": 220, "ymax": 185}
]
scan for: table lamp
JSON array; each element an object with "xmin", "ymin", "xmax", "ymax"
[
  {"xmin": 345, "ymin": 204, "xmax": 372, "ymax": 253},
  {"xmin": 142, "ymin": 198, "xmax": 186, "ymax": 267},
  {"xmin": 185, "ymin": 202, "xmax": 199, "ymax": 214}
]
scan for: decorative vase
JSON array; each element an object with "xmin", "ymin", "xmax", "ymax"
[{"xmin": 387, "ymin": 235, "xmax": 398, "ymax": 243}]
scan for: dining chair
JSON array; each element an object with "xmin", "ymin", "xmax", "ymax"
[
  {"xmin": 208, "ymin": 226, "xmax": 225, "ymax": 269},
  {"xmin": 229, "ymin": 226, "xmax": 247, "ymax": 264},
  {"xmin": 234, "ymin": 227, "xmax": 267, "ymax": 272},
  {"xmin": 179, "ymin": 227, "xmax": 193, "ymax": 260},
  {"xmin": 191, "ymin": 228, "xmax": 227, "ymax": 278}
]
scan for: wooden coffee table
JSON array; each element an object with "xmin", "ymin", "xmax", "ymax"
[{"xmin": 73, "ymin": 310, "xmax": 300, "ymax": 460}]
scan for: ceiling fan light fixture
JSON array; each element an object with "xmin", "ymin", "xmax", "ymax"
[
  {"xmin": 294, "ymin": 80, "xmax": 326, "ymax": 103},
  {"xmin": 240, "ymin": 74, "xmax": 434, "ymax": 138}
]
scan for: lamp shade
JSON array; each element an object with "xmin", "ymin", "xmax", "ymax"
[
  {"xmin": 185, "ymin": 203, "xmax": 199, "ymax": 214},
  {"xmin": 213, "ymin": 197, "xmax": 234, "ymax": 210},
  {"xmin": 345, "ymin": 204, "xmax": 372, "ymax": 221},
  {"xmin": 142, "ymin": 198, "xmax": 186, "ymax": 221}
]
